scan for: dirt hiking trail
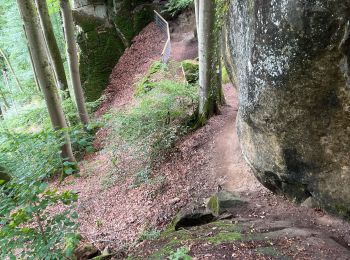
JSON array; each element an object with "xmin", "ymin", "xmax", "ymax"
[
  {"xmin": 212, "ymin": 87, "xmax": 260, "ymax": 193},
  {"xmin": 56, "ymin": 16, "xmax": 350, "ymax": 259},
  {"xmin": 209, "ymin": 85, "xmax": 350, "ymax": 259}
]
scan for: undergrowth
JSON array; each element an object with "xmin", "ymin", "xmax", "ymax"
[
  {"xmin": 103, "ymin": 76, "xmax": 198, "ymax": 188},
  {"xmin": 0, "ymin": 98, "xmax": 102, "ymax": 258},
  {"xmin": 0, "ymin": 129, "xmax": 81, "ymax": 258},
  {"xmin": 163, "ymin": 0, "xmax": 193, "ymax": 17}
]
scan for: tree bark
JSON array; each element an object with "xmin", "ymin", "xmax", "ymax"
[
  {"xmin": 23, "ymin": 25, "xmax": 41, "ymax": 92},
  {"xmin": 194, "ymin": 0, "xmax": 199, "ymax": 32},
  {"xmin": 198, "ymin": 0, "xmax": 219, "ymax": 124},
  {"xmin": 35, "ymin": 0, "xmax": 70, "ymax": 98},
  {"xmin": 0, "ymin": 48, "xmax": 24, "ymax": 93},
  {"xmin": 16, "ymin": 0, "xmax": 75, "ymax": 163},
  {"xmin": 60, "ymin": 0, "xmax": 90, "ymax": 126},
  {"xmin": 217, "ymin": 30, "xmax": 225, "ymax": 105}
]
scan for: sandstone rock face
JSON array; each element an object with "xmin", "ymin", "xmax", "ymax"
[
  {"xmin": 72, "ymin": 0, "xmax": 155, "ymax": 101},
  {"xmin": 224, "ymin": 0, "xmax": 350, "ymax": 218}
]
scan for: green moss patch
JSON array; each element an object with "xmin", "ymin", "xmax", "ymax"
[
  {"xmin": 181, "ymin": 60, "xmax": 199, "ymax": 85},
  {"xmin": 206, "ymin": 231, "xmax": 242, "ymax": 245}
]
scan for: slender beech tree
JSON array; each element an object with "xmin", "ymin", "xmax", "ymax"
[
  {"xmin": 16, "ymin": 0, "xmax": 75, "ymax": 163},
  {"xmin": 22, "ymin": 25, "xmax": 41, "ymax": 92},
  {"xmin": 60, "ymin": 0, "xmax": 90, "ymax": 126},
  {"xmin": 35, "ymin": 0, "xmax": 70, "ymax": 98},
  {"xmin": 194, "ymin": 0, "xmax": 199, "ymax": 32},
  {"xmin": 0, "ymin": 48, "xmax": 24, "ymax": 92},
  {"xmin": 197, "ymin": 0, "xmax": 224, "ymax": 125}
]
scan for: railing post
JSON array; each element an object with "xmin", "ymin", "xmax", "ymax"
[{"xmin": 154, "ymin": 10, "xmax": 171, "ymax": 64}]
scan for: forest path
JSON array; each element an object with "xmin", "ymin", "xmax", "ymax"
[
  {"xmin": 167, "ymin": 12, "xmax": 350, "ymax": 256},
  {"xmin": 61, "ymin": 15, "xmax": 350, "ymax": 258},
  {"xmin": 212, "ymin": 85, "xmax": 260, "ymax": 193},
  {"xmin": 209, "ymin": 85, "xmax": 350, "ymax": 258}
]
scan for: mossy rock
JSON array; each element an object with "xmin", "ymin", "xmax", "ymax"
[
  {"xmin": 129, "ymin": 220, "xmax": 244, "ymax": 259},
  {"xmin": 181, "ymin": 60, "xmax": 199, "ymax": 85},
  {"xmin": 171, "ymin": 200, "xmax": 215, "ymax": 231},
  {"xmin": 73, "ymin": 1, "xmax": 156, "ymax": 101},
  {"xmin": 207, "ymin": 190, "xmax": 248, "ymax": 215}
]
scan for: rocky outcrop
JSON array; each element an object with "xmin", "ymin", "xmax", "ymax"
[
  {"xmin": 72, "ymin": 0, "xmax": 156, "ymax": 101},
  {"xmin": 224, "ymin": 1, "xmax": 350, "ymax": 218}
]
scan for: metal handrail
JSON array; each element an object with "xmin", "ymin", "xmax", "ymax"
[{"xmin": 154, "ymin": 10, "xmax": 171, "ymax": 64}]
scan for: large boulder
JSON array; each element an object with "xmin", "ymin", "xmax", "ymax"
[
  {"xmin": 224, "ymin": 1, "xmax": 350, "ymax": 218},
  {"xmin": 72, "ymin": 0, "xmax": 156, "ymax": 101}
]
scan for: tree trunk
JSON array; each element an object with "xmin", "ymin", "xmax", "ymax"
[
  {"xmin": 194, "ymin": 0, "xmax": 199, "ymax": 32},
  {"xmin": 16, "ymin": 0, "xmax": 75, "ymax": 163},
  {"xmin": 35, "ymin": 0, "xmax": 70, "ymax": 98},
  {"xmin": 60, "ymin": 0, "xmax": 90, "ymax": 126},
  {"xmin": 198, "ymin": 0, "xmax": 219, "ymax": 124},
  {"xmin": 217, "ymin": 30, "xmax": 225, "ymax": 105},
  {"xmin": 23, "ymin": 25, "xmax": 41, "ymax": 93},
  {"xmin": 0, "ymin": 48, "xmax": 24, "ymax": 92}
]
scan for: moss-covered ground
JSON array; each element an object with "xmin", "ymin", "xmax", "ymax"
[{"xmin": 127, "ymin": 220, "xmax": 288, "ymax": 259}]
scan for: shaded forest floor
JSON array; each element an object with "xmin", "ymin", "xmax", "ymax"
[{"xmin": 56, "ymin": 17, "xmax": 350, "ymax": 259}]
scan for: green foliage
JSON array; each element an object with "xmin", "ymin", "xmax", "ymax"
[
  {"xmin": 0, "ymin": 0, "xmax": 68, "ymax": 112},
  {"xmin": 0, "ymin": 1, "xmax": 37, "ymax": 106},
  {"xmin": 181, "ymin": 60, "xmax": 199, "ymax": 85},
  {"xmin": 0, "ymin": 187, "xmax": 80, "ymax": 259},
  {"xmin": 0, "ymin": 130, "xmax": 81, "ymax": 258},
  {"xmin": 164, "ymin": 0, "xmax": 193, "ymax": 17},
  {"xmin": 168, "ymin": 247, "xmax": 192, "ymax": 260},
  {"xmin": 139, "ymin": 228, "xmax": 161, "ymax": 241},
  {"xmin": 113, "ymin": 80, "xmax": 197, "ymax": 144},
  {"xmin": 130, "ymin": 167, "xmax": 152, "ymax": 188},
  {"xmin": 47, "ymin": 0, "xmax": 60, "ymax": 15},
  {"xmin": 135, "ymin": 61, "xmax": 167, "ymax": 96},
  {"xmin": 221, "ymin": 66, "xmax": 230, "ymax": 84},
  {"xmin": 104, "ymin": 79, "xmax": 198, "ymax": 188},
  {"xmin": 0, "ymin": 97, "xmax": 101, "ymax": 257}
]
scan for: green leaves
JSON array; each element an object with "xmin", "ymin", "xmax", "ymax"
[
  {"xmin": 0, "ymin": 184, "xmax": 80, "ymax": 258},
  {"xmin": 47, "ymin": 0, "xmax": 60, "ymax": 15},
  {"xmin": 103, "ymin": 73, "xmax": 198, "ymax": 189},
  {"xmin": 164, "ymin": 0, "xmax": 193, "ymax": 17},
  {"xmin": 0, "ymin": 130, "xmax": 81, "ymax": 258},
  {"xmin": 168, "ymin": 247, "xmax": 192, "ymax": 260}
]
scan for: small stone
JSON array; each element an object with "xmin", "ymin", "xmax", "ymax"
[
  {"xmin": 102, "ymin": 247, "xmax": 110, "ymax": 256},
  {"xmin": 75, "ymin": 242, "xmax": 99, "ymax": 259},
  {"xmin": 169, "ymin": 197, "xmax": 180, "ymax": 205},
  {"xmin": 301, "ymin": 197, "xmax": 316, "ymax": 209}
]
